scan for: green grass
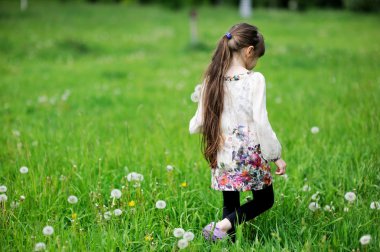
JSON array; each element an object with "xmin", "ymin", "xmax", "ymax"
[{"xmin": 1, "ymin": 1, "xmax": 380, "ymax": 251}]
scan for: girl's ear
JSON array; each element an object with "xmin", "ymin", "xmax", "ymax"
[{"xmin": 247, "ymin": 45, "xmax": 255, "ymax": 56}]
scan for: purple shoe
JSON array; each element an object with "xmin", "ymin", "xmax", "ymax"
[{"xmin": 202, "ymin": 222, "xmax": 228, "ymax": 241}]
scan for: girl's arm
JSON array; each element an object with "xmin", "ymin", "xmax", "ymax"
[
  {"xmin": 189, "ymin": 83, "xmax": 204, "ymax": 134},
  {"xmin": 251, "ymin": 72, "xmax": 282, "ymax": 162}
]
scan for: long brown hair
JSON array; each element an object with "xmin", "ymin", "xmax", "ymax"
[{"xmin": 201, "ymin": 23, "xmax": 265, "ymax": 169}]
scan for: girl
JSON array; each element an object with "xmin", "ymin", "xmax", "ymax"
[{"xmin": 189, "ymin": 23, "xmax": 287, "ymax": 242}]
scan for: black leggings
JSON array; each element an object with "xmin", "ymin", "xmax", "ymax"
[{"xmin": 222, "ymin": 183, "xmax": 274, "ymax": 239}]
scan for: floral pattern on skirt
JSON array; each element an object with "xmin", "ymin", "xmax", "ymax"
[{"xmin": 211, "ymin": 125, "xmax": 273, "ymax": 192}]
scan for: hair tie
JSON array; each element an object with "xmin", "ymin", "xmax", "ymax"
[{"xmin": 225, "ymin": 32, "xmax": 232, "ymax": 40}]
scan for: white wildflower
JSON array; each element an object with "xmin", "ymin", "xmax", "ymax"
[
  {"xmin": 194, "ymin": 84, "xmax": 202, "ymax": 93},
  {"xmin": 324, "ymin": 205, "xmax": 334, "ymax": 212},
  {"xmin": 302, "ymin": 185, "xmax": 311, "ymax": 192},
  {"xmin": 359, "ymin": 234, "xmax": 371, "ymax": 245},
  {"xmin": 42, "ymin": 226, "xmax": 54, "ymax": 236},
  {"xmin": 370, "ymin": 201, "xmax": 380, "ymax": 210},
  {"xmin": 114, "ymin": 209, "xmax": 122, "ymax": 216},
  {"xmin": 308, "ymin": 202, "xmax": 320, "ymax": 212},
  {"xmin": 156, "ymin": 200, "xmax": 166, "ymax": 209},
  {"xmin": 310, "ymin": 126, "xmax": 319, "ymax": 134},
  {"xmin": 126, "ymin": 172, "xmax": 144, "ymax": 182},
  {"xmin": 67, "ymin": 195, "xmax": 78, "ymax": 204},
  {"xmin": 110, "ymin": 189, "xmax": 122, "ymax": 199},
  {"xmin": 104, "ymin": 211, "xmax": 112, "ymax": 220},
  {"xmin": 177, "ymin": 238, "xmax": 189, "ymax": 249},
  {"xmin": 20, "ymin": 166, "xmax": 29, "ymax": 174},
  {"xmin": 166, "ymin": 165, "xmax": 174, "ymax": 171},
  {"xmin": 20, "ymin": 195, "xmax": 26, "ymax": 201},
  {"xmin": 34, "ymin": 242, "xmax": 46, "ymax": 251},
  {"xmin": 344, "ymin": 192, "xmax": 356, "ymax": 203},
  {"xmin": 0, "ymin": 194, "xmax": 8, "ymax": 202},
  {"xmin": 0, "ymin": 185, "xmax": 7, "ymax": 193},
  {"xmin": 311, "ymin": 191, "xmax": 320, "ymax": 201},
  {"xmin": 173, "ymin": 228, "xmax": 185, "ymax": 238},
  {"xmin": 183, "ymin": 231, "xmax": 195, "ymax": 241}
]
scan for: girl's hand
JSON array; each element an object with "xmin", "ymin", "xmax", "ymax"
[{"xmin": 274, "ymin": 158, "xmax": 286, "ymax": 175}]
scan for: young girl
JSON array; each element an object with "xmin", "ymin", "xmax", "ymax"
[{"xmin": 189, "ymin": 23, "xmax": 287, "ymax": 242}]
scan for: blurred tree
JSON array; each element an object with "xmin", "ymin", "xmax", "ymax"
[{"xmin": 344, "ymin": 0, "xmax": 380, "ymax": 11}]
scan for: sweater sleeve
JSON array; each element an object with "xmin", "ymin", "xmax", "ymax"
[
  {"xmin": 251, "ymin": 72, "xmax": 282, "ymax": 162},
  {"xmin": 189, "ymin": 82, "xmax": 204, "ymax": 134}
]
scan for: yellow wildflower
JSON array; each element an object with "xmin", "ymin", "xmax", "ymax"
[
  {"xmin": 145, "ymin": 234, "xmax": 153, "ymax": 241},
  {"xmin": 128, "ymin": 200, "xmax": 136, "ymax": 207},
  {"xmin": 72, "ymin": 213, "xmax": 77, "ymax": 220},
  {"xmin": 180, "ymin": 182, "xmax": 188, "ymax": 187}
]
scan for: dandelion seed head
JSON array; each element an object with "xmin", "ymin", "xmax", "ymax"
[
  {"xmin": 311, "ymin": 126, "xmax": 320, "ymax": 134},
  {"xmin": 34, "ymin": 242, "xmax": 46, "ymax": 251},
  {"xmin": 359, "ymin": 234, "xmax": 371, "ymax": 245},
  {"xmin": 156, "ymin": 200, "xmax": 166, "ymax": 209},
  {"xmin": 311, "ymin": 191, "xmax": 320, "ymax": 201},
  {"xmin": 370, "ymin": 201, "xmax": 380, "ymax": 210},
  {"xmin": 127, "ymin": 172, "xmax": 144, "ymax": 182},
  {"xmin": 173, "ymin": 228, "xmax": 185, "ymax": 237},
  {"xmin": 308, "ymin": 202, "xmax": 320, "ymax": 212},
  {"xmin": 183, "ymin": 231, "xmax": 195, "ymax": 241},
  {"xmin": 20, "ymin": 166, "xmax": 29, "ymax": 174},
  {"xmin": 114, "ymin": 209, "xmax": 122, "ymax": 216},
  {"xmin": 344, "ymin": 192, "xmax": 356, "ymax": 203},
  {"xmin": 166, "ymin": 165, "xmax": 174, "ymax": 171},
  {"xmin": 42, "ymin": 226, "xmax": 54, "ymax": 236},
  {"xmin": 20, "ymin": 195, "xmax": 26, "ymax": 201},
  {"xmin": 110, "ymin": 189, "xmax": 122, "ymax": 199},
  {"xmin": 0, "ymin": 185, "xmax": 7, "ymax": 193},
  {"xmin": 0, "ymin": 194, "xmax": 8, "ymax": 202},
  {"xmin": 302, "ymin": 185, "xmax": 311, "ymax": 192},
  {"xmin": 67, "ymin": 195, "xmax": 78, "ymax": 204},
  {"xmin": 104, "ymin": 211, "xmax": 111, "ymax": 220},
  {"xmin": 177, "ymin": 238, "xmax": 189, "ymax": 249}
]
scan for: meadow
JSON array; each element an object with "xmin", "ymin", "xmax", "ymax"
[{"xmin": 0, "ymin": 1, "xmax": 379, "ymax": 251}]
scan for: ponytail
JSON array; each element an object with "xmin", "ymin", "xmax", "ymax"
[{"xmin": 201, "ymin": 35, "xmax": 232, "ymax": 168}]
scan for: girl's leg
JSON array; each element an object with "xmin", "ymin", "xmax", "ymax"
[
  {"xmin": 225, "ymin": 183, "xmax": 275, "ymax": 231},
  {"xmin": 221, "ymin": 191, "xmax": 240, "ymax": 241}
]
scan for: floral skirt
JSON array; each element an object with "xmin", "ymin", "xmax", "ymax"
[{"xmin": 211, "ymin": 144, "xmax": 273, "ymax": 192}]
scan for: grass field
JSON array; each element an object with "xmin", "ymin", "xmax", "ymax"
[{"xmin": 1, "ymin": 1, "xmax": 380, "ymax": 251}]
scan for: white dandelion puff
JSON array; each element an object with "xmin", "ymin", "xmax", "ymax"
[
  {"xmin": 156, "ymin": 200, "xmax": 166, "ymax": 209},
  {"xmin": 42, "ymin": 226, "xmax": 54, "ymax": 236},
  {"xmin": 311, "ymin": 191, "xmax": 320, "ymax": 201},
  {"xmin": 0, "ymin": 194, "xmax": 8, "ymax": 202},
  {"xmin": 114, "ymin": 209, "xmax": 122, "ymax": 216},
  {"xmin": 173, "ymin": 228, "xmax": 185, "ymax": 238},
  {"xmin": 344, "ymin": 192, "xmax": 356, "ymax": 203},
  {"xmin": 67, "ymin": 195, "xmax": 78, "ymax": 204},
  {"xmin": 359, "ymin": 234, "xmax": 371, "ymax": 245},
  {"xmin": 310, "ymin": 126, "xmax": 320, "ymax": 134},
  {"xmin": 0, "ymin": 185, "xmax": 7, "ymax": 193},
  {"xmin": 302, "ymin": 185, "xmax": 311, "ymax": 192},
  {"xmin": 308, "ymin": 202, "xmax": 320, "ymax": 212},
  {"xmin": 177, "ymin": 238, "xmax": 189, "ymax": 249},
  {"xmin": 20, "ymin": 195, "xmax": 26, "ymax": 201},
  {"xmin": 104, "ymin": 211, "xmax": 112, "ymax": 220},
  {"xmin": 166, "ymin": 165, "xmax": 174, "ymax": 171},
  {"xmin": 370, "ymin": 201, "xmax": 380, "ymax": 210},
  {"xmin": 194, "ymin": 84, "xmax": 202, "ymax": 93},
  {"xmin": 126, "ymin": 172, "xmax": 144, "ymax": 182},
  {"xmin": 183, "ymin": 231, "xmax": 195, "ymax": 241},
  {"xmin": 20, "ymin": 166, "xmax": 29, "ymax": 174},
  {"xmin": 324, "ymin": 205, "xmax": 333, "ymax": 212},
  {"xmin": 34, "ymin": 242, "xmax": 46, "ymax": 251},
  {"xmin": 110, "ymin": 189, "xmax": 122, "ymax": 199}
]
